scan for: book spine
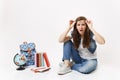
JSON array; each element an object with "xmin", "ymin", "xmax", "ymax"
[
  {"xmin": 43, "ymin": 52, "xmax": 50, "ymax": 67},
  {"xmin": 36, "ymin": 53, "xmax": 39, "ymax": 67},
  {"xmin": 41, "ymin": 53, "xmax": 44, "ymax": 66},
  {"xmin": 39, "ymin": 53, "xmax": 42, "ymax": 67}
]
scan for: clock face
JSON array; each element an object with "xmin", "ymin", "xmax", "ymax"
[{"xmin": 14, "ymin": 54, "xmax": 26, "ymax": 66}]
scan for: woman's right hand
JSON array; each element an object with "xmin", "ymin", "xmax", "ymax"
[
  {"xmin": 69, "ymin": 20, "xmax": 75, "ymax": 29},
  {"xmin": 59, "ymin": 20, "xmax": 75, "ymax": 43}
]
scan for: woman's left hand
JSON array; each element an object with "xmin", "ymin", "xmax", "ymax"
[{"xmin": 86, "ymin": 20, "xmax": 93, "ymax": 30}]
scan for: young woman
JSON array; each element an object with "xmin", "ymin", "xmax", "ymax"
[{"xmin": 58, "ymin": 16, "xmax": 105, "ymax": 75}]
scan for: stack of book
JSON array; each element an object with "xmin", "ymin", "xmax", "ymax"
[{"xmin": 31, "ymin": 52, "xmax": 51, "ymax": 73}]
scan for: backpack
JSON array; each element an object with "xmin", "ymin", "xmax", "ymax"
[{"xmin": 20, "ymin": 42, "xmax": 36, "ymax": 66}]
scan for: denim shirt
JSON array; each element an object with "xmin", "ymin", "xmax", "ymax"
[{"xmin": 87, "ymin": 32, "xmax": 97, "ymax": 54}]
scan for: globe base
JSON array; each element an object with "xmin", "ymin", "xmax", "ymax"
[{"xmin": 16, "ymin": 66, "xmax": 25, "ymax": 70}]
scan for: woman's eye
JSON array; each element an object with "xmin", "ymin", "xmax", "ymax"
[
  {"xmin": 77, "ymin": 24, "xmax": 80, "ymax": 26},
  {"xmin": 77, "ymin": 23, "xmax": 85, "ymax": 26},
  {"xmin": 82, "ymin": 24, "xmax": 85, "ymax": 26}
]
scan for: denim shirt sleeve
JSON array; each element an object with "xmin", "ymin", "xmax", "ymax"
[{"xmin": 87, "ymin": 32, "xmax": 97, "ymax": 54}]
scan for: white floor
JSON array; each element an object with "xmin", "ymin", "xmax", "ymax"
[{"xmin": 1, "ymin": 59, "xmax": 120, "ymax": 80}]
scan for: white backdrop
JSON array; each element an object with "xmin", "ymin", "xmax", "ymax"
[{"xmin": 0, "ymin": 0, "xmax": 120, "ymax": 79}]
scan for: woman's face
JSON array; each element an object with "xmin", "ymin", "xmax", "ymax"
[{"xmin": 76, "ymin": 20, "xmax": 86, "ymax": 36}]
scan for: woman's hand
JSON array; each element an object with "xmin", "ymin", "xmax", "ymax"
[
  {"xmin": 86, "ymin": 20, "xmax": 93, "ymax": 30},
  {"xmin": 69, "ymin": 20, "xmax": 75, "ymax": 29},
  {"xmin": 86, "ymin": 20, "xmax": 105, "ymax": 44},
  {"xmin": 58, "ymin": 20, "xmax": 75, "ymax": 43}
]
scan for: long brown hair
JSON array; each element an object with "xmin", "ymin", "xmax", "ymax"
[{"xmin": 72, "ymin": 16, "xmax": 91, "ymax": 49}]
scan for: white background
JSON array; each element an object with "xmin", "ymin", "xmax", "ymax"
[{"xmin": 0, "ymin": 0, "xmax": 120, "ymax": 80}]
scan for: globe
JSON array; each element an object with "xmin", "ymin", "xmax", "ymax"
[{"xmin": 13, "ymin": 53, "xmax": 27, "ymax": 70}]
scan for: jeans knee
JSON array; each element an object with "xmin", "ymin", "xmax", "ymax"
[{"xmin": 64, "ymin": 40, "xmax": 73, "ymax": 47}]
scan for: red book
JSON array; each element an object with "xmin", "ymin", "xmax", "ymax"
[
  {"xmin": 36, "ymin": 53, "xmax": 42, "ymax": 67},
  {"xmin": 43, "ymin": 52, "xmax": 50, "ymax": 67},
  {"xmin": 31, "ymin": 66, "xmax": 51, "ymax": 73},
  {"xmin": 36, "ymin": 53, "xmax": 39, "ymax": 67}
]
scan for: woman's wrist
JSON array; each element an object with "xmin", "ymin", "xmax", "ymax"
[
  {"xmin": 67, "ymin": 27, "xmax": 72, "ymax": 31},
  {"xmin": 89, "ymin": 27, "xmax": 94, "ymax": 31}
]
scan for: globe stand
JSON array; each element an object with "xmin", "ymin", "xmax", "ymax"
[{"xmin": 16, "ymin": 65, "xmax": 25, "ymax": 70}]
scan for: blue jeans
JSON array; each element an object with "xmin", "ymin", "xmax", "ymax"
[{"xmin": 62, "ymin": 40, "xmax": 97, "ymax": 74}]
